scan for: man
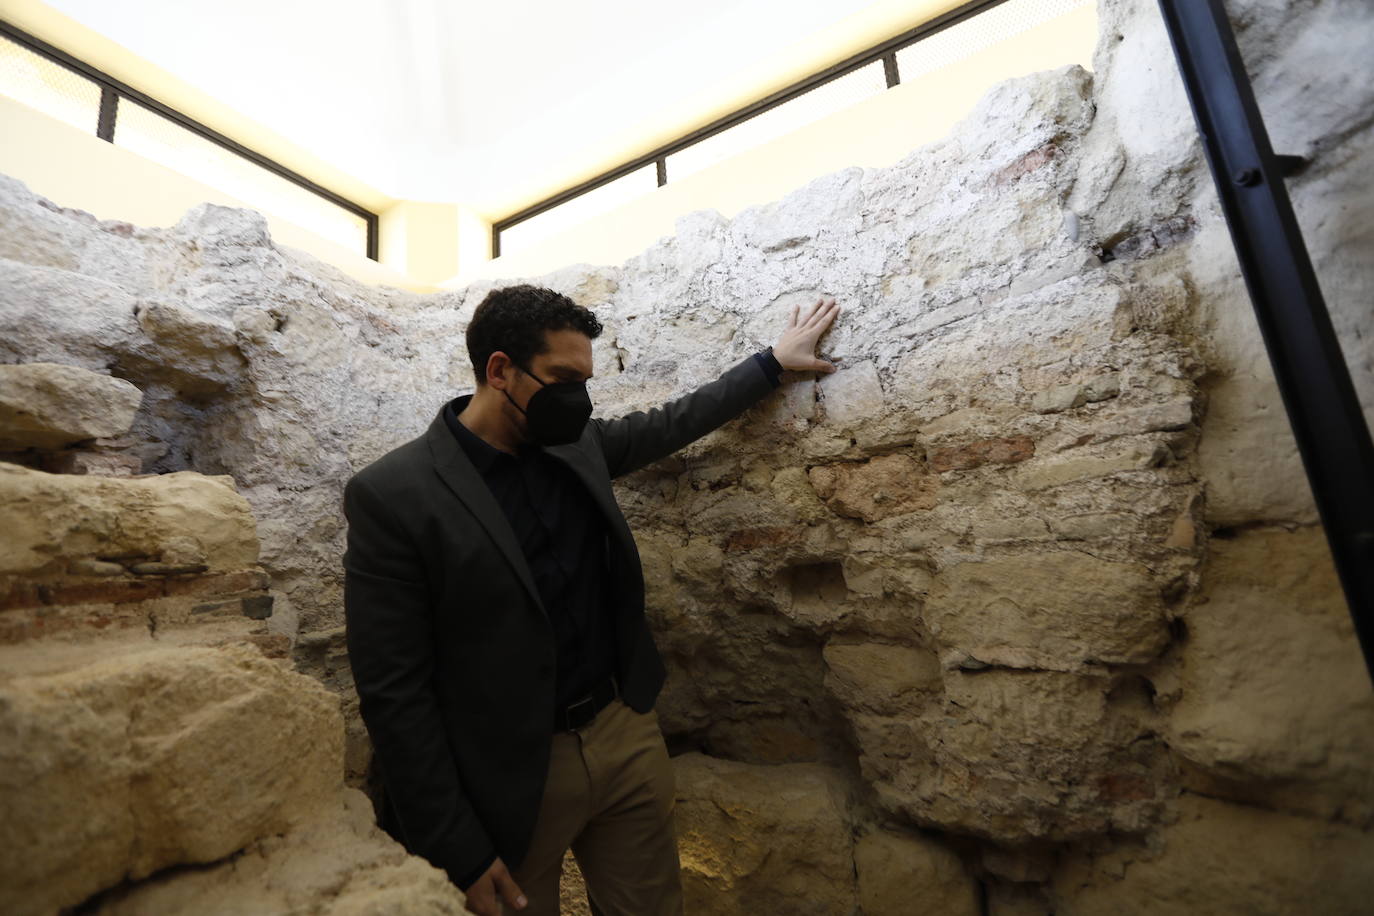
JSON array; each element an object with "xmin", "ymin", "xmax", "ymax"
[{"xmin": 343, "ymin": 285, "xmax": 839, "ymax": 915}]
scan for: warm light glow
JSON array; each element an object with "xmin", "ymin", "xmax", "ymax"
[
  {"xmin": 0, "ymin": 32, "xmax": 100, "ymax": 134},
  {"xmin": 667, "ymin": 61, "xmax": 889, "ymax": 184},
  {"xmin": 895, "ymin": 0, "xmax": 1094, "ymax": 81},
  {"xmin": 32, "ymin": 0, "xmax": 954, "ymax": 212},
  {"xmin": 499, "ymin": 165, "xmax": 658, "ymax": 258},
  {"xmin": 113, "ymin": 100, "xmax": 368, "ymax": 254}
]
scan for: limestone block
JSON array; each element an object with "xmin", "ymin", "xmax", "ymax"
[
  {"xmin": 853, "ymin": 669, "xmax": 1165, "ymax": 844},
  {"xmin": 854, "ymin": 828, "xmax": 979, "ymax": 916},
  {"xmin": 823, "ymin": 642, "xmax": 943, "ymax": 716},
  {"xmin": 818, "ymin": 360, "xmax": 884, "ymax": 429},
  {"xmin": 683, "ymin": 486, "xmax": 799, "ymax": 543},
  {"xmin": 1010, "ymin": 439, "xmax": 1169, "ymax": 491},
  {"xmin": 1195, "ymin": 365, "xmax": 1317, "ymax": 526},
  {"xmin": 0, "ymin": 362, "xmax": 144, "ymax": 450},
  {"xmin": 1032, "ymin": 383, "xmax": 1086, "ymax": 414},
  {"xmin": 0, "ymin": 463, "xmax": 258, "ymax": 577},
  {"xmin": 808, "ymin": 454, "xmax": 936, "ymax": 522},
  {"xmin": 889, "ymin": 277, "xmax": 1127, "ymax": 416},
  {"xmin": 1166, "ymin": 526, "xmax": 1374, "ymax": 823},
  {"xmin": 0, "ymin": 644, "xmax": 344, "ymax": 915},
  {"xmin": 926, "ymin": 552, "xmax": 1168, "ymax": 670},
  {"xmin": 732, "ymin": 168, "xmax": 864, "ymax": 253},
  {"xmin": 135, "ymin": 300, "xmax": 247, "ymax": 394},
  {"xmin": 769, "ymin": 466, "xmax": 831, "ymax": 524},
  {"xmin": 1051, "ymin": 795, "xmax": 1374, "ymax": 916},
  {"xmin": 88, "ymin": 788, "xmax": 465, "ymax": 915},
  {"xmin": 674, "ymin": 753, "xmax": 857, "ymax": 915},
  {"xmin": 0, "ymin": 261, "xmax": 142, "ymax": 370},
  {"xmin": 1093, "ymin": 397, "xmax": 1194, "ymax": 438}
]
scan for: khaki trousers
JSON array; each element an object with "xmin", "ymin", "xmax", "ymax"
[{"xmin": 506, "ymin": 699, "xmax": 684, "ymax": 916}]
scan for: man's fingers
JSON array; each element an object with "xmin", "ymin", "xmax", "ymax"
[
  {"xmin": 800, "ymin": 299, "xmax": 837, "ymax": 332},
  {"xmin": 495, "ymin": 869, "xmax": 528, "ymax": 911},
  {"xmin": 806, "ymin": 298, "xmax": 839, "ymax": 329},
  {"xmin": 464, "ymin": 882, "xmax": 498, "ymax": 916}
]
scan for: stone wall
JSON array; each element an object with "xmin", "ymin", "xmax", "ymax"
[
  {"xmin": 0, "ymin": 365, "xmax": 468, "ymax": 913},
  {"xmin": 2, "ymin": 0, "xmax": 1372, "ymax": 912}
]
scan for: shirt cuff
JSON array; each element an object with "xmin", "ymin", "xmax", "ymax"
[
  {"xmin": 452, "ymin": 850, "xmax": 499, "ymax": 891},
  {"xmin": 753, "ymin": 348, "xmax": 784, "ymax": 388}
]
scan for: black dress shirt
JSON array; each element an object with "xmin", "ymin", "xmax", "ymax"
[{"xmin": 444, "ymin": 396, "xmax": 617, "ymax": 713}]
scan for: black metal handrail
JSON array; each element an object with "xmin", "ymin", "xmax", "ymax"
[
  {"xmin": 0, "ymin": 19, "xmax": 380, "ymax": 260},
  {"xmin": 1158, "ymin": 0, "xmax": 1374, "ymax": 685}
]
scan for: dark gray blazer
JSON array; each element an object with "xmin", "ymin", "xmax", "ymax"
[{"xmin": 342, "ymin": 354, "xmax": 774, "ymax": 886}]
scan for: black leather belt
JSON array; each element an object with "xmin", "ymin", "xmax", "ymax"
[{"xmin": 556, "ymin": 676, "xmax": 618, "ymax": 732}]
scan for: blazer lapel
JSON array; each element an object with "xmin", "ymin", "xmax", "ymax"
[
  {"xmin": 543, "ymin": 442, "xmax": 637, "ymax": 547},
  {"xmin": 424, "ymin": 411, "xmax": 546, "ymax": 617}
]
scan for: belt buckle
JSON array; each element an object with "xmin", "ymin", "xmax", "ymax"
[{"xmin": 564, "ymin": 694, "xmax": 596, "ymax": 731}]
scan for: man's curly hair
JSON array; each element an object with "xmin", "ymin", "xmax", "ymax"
[{"xmin": 465, "ymin": 285, "xmax": 603, "ymax": 385}]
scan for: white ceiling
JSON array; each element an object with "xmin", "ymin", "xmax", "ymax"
[{"xmin": 44, "ymin": 0, "xmax": 896, "ymax": 214}]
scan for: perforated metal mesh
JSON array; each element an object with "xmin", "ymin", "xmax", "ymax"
[
  {"xmin": 667, "ymin": 60, "xmax": 888, "ymax": 183},
  {"xmin": 114, "ymin": 100, "xmax": 369, "ymax": 254},
  {"xmin": 895, "ymin": 0, "xmax": 1094, "ymax": 84},
  {"xmin": 0, "ymin": 33, "xmax": 101, "ymax": 134},
  {"xmin": 500, "ymin": 164, "xmax": 658, "ymax": 257}
]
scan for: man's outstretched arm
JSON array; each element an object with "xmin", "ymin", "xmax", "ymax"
[{"xmin": 593, "ymin": 298, "xmax": 839, "ymax": 479}]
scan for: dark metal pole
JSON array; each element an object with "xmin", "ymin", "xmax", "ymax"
[
  {"xmin": 96, "ymin": 86, "xmax": 118, "ymax": 142},
  {"xmin": 882, "ymin": 52, "xmax": 900, "ymax": 89},
  {"xmin": 1157, "ymin": 0, "xmax": 1374, "ymax": 683}
]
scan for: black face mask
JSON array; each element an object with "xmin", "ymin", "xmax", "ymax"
[{"xmin": 504, "ymin": 364, "xmax": 592, "ymax": 446}]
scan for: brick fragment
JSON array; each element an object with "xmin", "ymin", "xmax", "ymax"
[
  {"xmin": 164, "ymin": 569, "xmax": 271, "ymax": 598},
  {"xmin": 929, "ymin": 436, "xmax": 1035, "ymax": 473}
]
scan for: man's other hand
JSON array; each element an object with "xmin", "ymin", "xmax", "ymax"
[
  {"xmin": 464, "ymin": 858, "xmax": 527, "ymax": 915},
  {"xmin": 773, "ymin": 297, "xmax": 840, "ymax": 373}
]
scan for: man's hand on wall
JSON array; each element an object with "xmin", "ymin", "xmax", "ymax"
[
  {"xmin": 773, "ymin": 297, "xmax": 840, "ymax": 373},
  {"xmin": 464, "ymin": 858, "xmax": 526, "ymax": 915}
]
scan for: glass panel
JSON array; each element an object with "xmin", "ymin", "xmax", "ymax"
[
  {"xmin": 895, "ymin": 0, "xmax": 1094, "ymax": 84},
  {"xmin": 666, "ymin": 60, "xmax": 888, "ymax": 182},
  {"xmin": 499, "ymin": 164, "xmax": 658, "ymax": 257},
  {"xmin": 0, "ymin": 34, "xmax": 101, "ymax": 134},
  {"xmin": 114, "ymin": 99, "xmax": 369, "ymax": 255}
]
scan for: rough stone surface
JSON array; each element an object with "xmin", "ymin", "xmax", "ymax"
[
  {"xmin": 674, "ymin": 753, "xmax": 857, "ymax": 915},
  {"xmin": 853, "ymin": 827, "xmax": 980, "ymax": 916},
  {"xmin": 808, "ymin": 453, "xmax": 938, "ymax": 522},
  {"xmin": 88, "ymin": 788, "xmax": 467, "ymax": 916},
  {"xmin": 0, "ymin": 462, "xmax": 257, "ymax": 578},
  {"xmin": 926, "ymin": 552, "xmax": 1169, "ymax": 670},
  {"xmin": 0, "ymin": 643, "xmax": 344, "ymax": 916},
  {"xmin": 1164, "ymin": 525, "xmax": 1374, "ymax": 824},
  {"xmin": 0, "ymin": 362, "xmax": 143, "ymax": 450},
  {"xmin": 1051, "ymin": 794, "xmax": 1374, "ymax": 916},
  {"xmin": 41, "ymin": 447, "xmax": 144, "ymax": 476}
]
